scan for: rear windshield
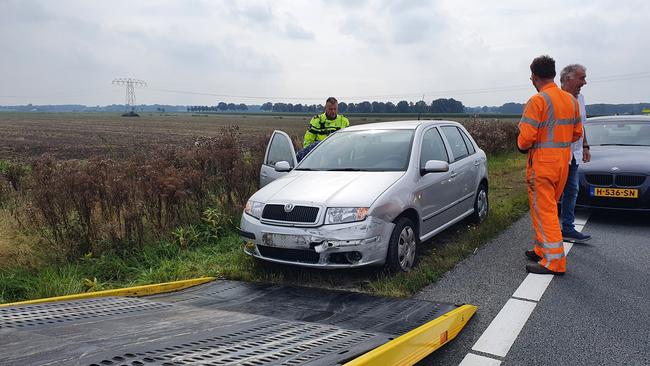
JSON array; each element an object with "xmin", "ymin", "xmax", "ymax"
[{"xmin": 296, "ymin": 129, "xmax": 414, "ymax": 171}]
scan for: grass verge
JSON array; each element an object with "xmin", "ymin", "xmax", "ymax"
[{"xmin": 0, "ymin": 151, "xmax": 528, "ymax": 303}]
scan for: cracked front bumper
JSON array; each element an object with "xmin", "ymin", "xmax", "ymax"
[{"xmin": 239, "ymin": 214, "xmax": 395, "ymax": 268}]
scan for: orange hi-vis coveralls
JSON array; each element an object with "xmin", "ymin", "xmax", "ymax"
[{"xmin": 518, "ymin": 82, "xmax": 583, "ymax": 273}]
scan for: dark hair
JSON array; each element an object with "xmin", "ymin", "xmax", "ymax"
[
  {"xmin": 530, "ymin": 55, "xmax": 556, "ymax": 79},
  {"xmin": 325, "ymin": 97, "xmax": 338, "ymax": 104}
]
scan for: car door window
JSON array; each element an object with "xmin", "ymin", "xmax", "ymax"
[
  {"xmin": 460, "ymin": 129, "xmax": 476, "ymax": 155},
  {"xmin": 265, "ymin": 132, "xmax": 295, "ymax": 168},
  {"xmin": 441, "ymin": 126, "xmax": 469, "ymax": 162},
  {"xmin": 420, "ymin": 128, "xmax": 449, "ymax": 168}
]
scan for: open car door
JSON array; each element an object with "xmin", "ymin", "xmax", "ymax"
[{"xmin": 260, "ymin": 130, "xmax": 297, "ymax": 188}]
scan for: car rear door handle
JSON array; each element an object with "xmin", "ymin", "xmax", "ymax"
[
  {"xmin": 450, "ymin": 172, "xmax": 458, "ymax": 179},
  {"xmin": 474, "ymin": 159, "xmax": 481, "ymax": 166}
]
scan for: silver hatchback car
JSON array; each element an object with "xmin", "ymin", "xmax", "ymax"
[{"xmin": 238, "ymin": 120, "xmax": 489, "ymax": 272}]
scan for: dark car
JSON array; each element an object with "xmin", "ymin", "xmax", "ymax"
[{"xmin": 576, "ymin": 115, "xmax": 650, "ymax": 211}]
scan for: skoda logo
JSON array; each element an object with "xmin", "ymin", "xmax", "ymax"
[
  {"xmin": 611, "ymin": 167, "xmax": 620, "ymax": 172},
  {"xmin": 284, "ymin": 204, "xmax": 295, "ymax": 213}
]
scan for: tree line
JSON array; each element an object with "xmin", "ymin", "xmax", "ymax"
[
  {"xmin": 188, "ymin": 102, "xmax": 248, "ymax": 112},
  {"xmin": 260, "ymin": 98, "xmax": 466, "ymax": 113}
]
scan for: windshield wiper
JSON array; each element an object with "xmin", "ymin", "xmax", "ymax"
[{"xmin": 326, "ymin": 168, "xmax": 369, "ymax": 171}]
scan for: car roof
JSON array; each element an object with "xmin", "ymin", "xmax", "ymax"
[
  {"xmin": 344, "ymin": 120, "xmax": 463, "ymax": 131},
  {"xmin": 587, "ymin": 115, "xmax": 650, "ymax": 123}
]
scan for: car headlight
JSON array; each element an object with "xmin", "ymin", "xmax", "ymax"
[
  {"xmin": 325, "ymin": 207, "xmax": 369, "ymax": 224},
  {"xmin": 244, "ymin": 200, "xmax": 264, "ymax": 219}
]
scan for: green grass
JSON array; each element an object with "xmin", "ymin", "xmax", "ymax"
[{"xmin": 0, "ymin": 151, "xmax": 529, "ymax": 303}]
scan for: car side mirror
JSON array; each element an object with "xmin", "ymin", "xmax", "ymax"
[
  {"xmin": 274, "ymin": 161, "xmax": 292, "ymax": 172},
  {"xmin": 421, "ymin": 160, "xmax": 449, "ymax": 175}
]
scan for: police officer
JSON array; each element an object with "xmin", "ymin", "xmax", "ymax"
[{"xmin": 303, "ymin": 97, "xmax": 350, "ymax": 148}]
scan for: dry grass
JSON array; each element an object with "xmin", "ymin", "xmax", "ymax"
[{"xmin": 0, "ymin": 211, "xmax": 39, "ymax": 268}]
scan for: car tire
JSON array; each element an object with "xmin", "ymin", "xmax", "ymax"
[
  {"xmin": 385, "ymin": 217, "xmax": 419, "ymax": 272},
  {"xmin": 468, "ymin": 183, "xmax": 489, "ymax": 224}
]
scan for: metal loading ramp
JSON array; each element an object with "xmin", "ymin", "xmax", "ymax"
[{"xmin": 0, "ymin": 280, "xmax": 476, "ymax": 366}]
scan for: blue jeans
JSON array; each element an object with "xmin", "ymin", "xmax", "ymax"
[{"xmin": 560, "ymin": 156, "xmax": 579, "ymax": 232}]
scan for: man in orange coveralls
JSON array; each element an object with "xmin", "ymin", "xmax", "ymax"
[{"xmin": 518, "ymin": 55, "xmax": 583, "ymax": 275}]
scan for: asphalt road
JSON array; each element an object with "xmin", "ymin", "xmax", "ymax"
[{"xmin": 415, "ymin": 209, "xmax": 650, "ymax": 366}]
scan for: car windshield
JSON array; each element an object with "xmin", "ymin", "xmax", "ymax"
[
  {"xmin": 296, "ymin": 129, "xmax": 414, "ymax": 171},
  {"xmin": 586, "ymin": 121, "xmax": 650, "ymax": 146}
]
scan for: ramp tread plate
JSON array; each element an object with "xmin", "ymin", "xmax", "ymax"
[
  {"xmin": 147, "ymin": 280, "xmax": 456, "ymax": 336},
  {"xmin": 1, "ymin": 296, "xmax": 388, "ymax": 366},
  {"xmin": 1, "ymin": 280, "xmax": 461, "ymax": 366},
  {"xmin": 81, "ymin": 320, "xmax": 379, "ymax": 366},
  {"xmin": 0, "ymin": 296, "xmax": 173, "ymax": 329}
]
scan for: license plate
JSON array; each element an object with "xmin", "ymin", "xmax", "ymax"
[
  {"xmin": 590, "ymin": 187, "xmax": 638, "ymax": 198},
  {"xmin": 261, "ymin": 233, "xmax": 309, "ymax": 248}
]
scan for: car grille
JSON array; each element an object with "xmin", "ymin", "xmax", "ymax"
[
  {"xmin": 615, "ymin": 175, "xmax": 646, "ymax": 187},
  {"xmin": 585, "ymin": 174, "xmax": 646, "ymax": 187},
  {"xmin": 585, "ymin": 174, "xmax": 613, "ymax": 186},
  {"xmin": 257, "ymin": 245, "xmax": 320, "ymax": 264},
  {"xmin": 262, "ymin": 204, "xmax": 319, "ymax": 223}
]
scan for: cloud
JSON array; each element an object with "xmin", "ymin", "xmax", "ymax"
[
  {"xmin": 282, "ymin": 22, "xmax": 314, "ymax": 40},
  {"xmin": 225, "ymin": 1, "xmax": 274, "ymax": 28},
  {"xmin": 1, "ymin": 0, "xmax": 650, "ymax": 106}
]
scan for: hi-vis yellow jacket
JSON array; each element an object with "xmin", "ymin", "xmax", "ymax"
[{"xmin": 303, "ymin": 113, "xmax": 350, "ymax": 148}]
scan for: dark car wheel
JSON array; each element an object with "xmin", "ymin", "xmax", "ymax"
[
  {"xmin": 386, "ymin": 217, "xmax": 419, "ymax": 272},
  {"xmin": 469, "ymin": 183, "xmax": 489, "ymax": 224}
]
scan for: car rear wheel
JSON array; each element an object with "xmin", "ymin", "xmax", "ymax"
[
  {"xmin": 386, "ymin": 217, "xmax": 418, "ymax": 272},
  {"xmin": 469, "ymin": 183, "xmax": 489, "ymax": 224}
]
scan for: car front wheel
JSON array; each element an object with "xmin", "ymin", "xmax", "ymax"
[{"xmin": 386, "ymin": 217, "xmax": 418, "ymax": 272}]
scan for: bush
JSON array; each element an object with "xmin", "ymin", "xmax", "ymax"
[
  {"xmin": 460, "ymin": 118, "xmax": 519, "ymax": 154},
  {"xmin": 15, "ymin": 126, "xmax": 267, "ymax": 260},
  {"xmin": 0, "ymin": 160, "xmax": 30, "ymax": 191}
]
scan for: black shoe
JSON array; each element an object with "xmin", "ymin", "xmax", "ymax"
[
  {"xmin": 562, "ymin": 228, "xmax": 591, "ymax": 243},
  {"xmin": 525, "ymin": 263, "xmax": 565, "ymax": 275},
  {"xmin": 525, "ymin": 250, "xmax": 541, "ymax": 261}
]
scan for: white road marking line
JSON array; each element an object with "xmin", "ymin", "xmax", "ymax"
[
  {"xmin": 564, "ymin": 241, "xmax": 574, "ymax": 255},
  {"xmin": 471, "ymin": 298, "xmax": 537, "ymax": 357},
  {"xmin": 513, "ymin": 241, "xmax": 573, "ymax": 301},
  {"xmin": 574, "ymin": 215, "xmax": 589, "ymax": 226},
  {"xmin": 458, "ymin": 353, "xmax": 502, "ymax": 366},
  {"xmin": 512, "ymin": 274, "xmax": 554, "ymax": 301},
  {"xmin": 458, "ymin": 212, "xmax": 592, "ymax": 365}
]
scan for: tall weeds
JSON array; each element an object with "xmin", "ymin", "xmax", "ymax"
[{"xmin": 14, "ymin": 126, "xmax": 266, "ymax": 260}]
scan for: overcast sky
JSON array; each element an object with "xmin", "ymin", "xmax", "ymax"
[{"xmin": 1, "ymin": 0, "xmax": 649, "ymax": 107}]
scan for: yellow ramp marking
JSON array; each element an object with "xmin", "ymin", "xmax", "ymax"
[
  {"xmin": 0, "ymin": 277, "xmax": 215, "ymax": 308},
  {"xmin": 345, "ymin": 304, "xmax": 477, "ymax": 366}
]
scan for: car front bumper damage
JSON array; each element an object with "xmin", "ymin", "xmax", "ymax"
[{"xmin": 239, "ymin": 214, "xmax": 395, "ymax": 268}]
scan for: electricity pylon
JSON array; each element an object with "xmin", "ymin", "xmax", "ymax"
[{"xmin": 112, "ymin": 78, "xmax": 147, "ymax": 113}]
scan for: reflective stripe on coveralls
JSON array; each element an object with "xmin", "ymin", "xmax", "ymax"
[{"xmin": 518, "ymin": 82, "xmax": 583, "ymax": 272}]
